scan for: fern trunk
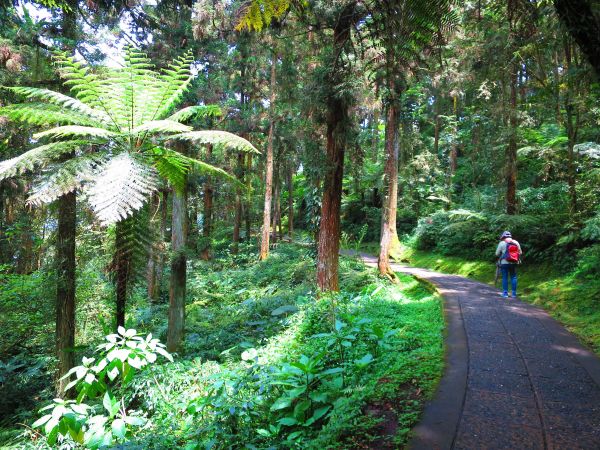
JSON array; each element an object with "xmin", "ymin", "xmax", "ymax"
[
  {"xmin": 167, "ymin": 182, "xmax": 188, "ymax": 353},
  {"xmin": 56, "ymin": 190, "xmax": 76, "ymax": 396},
  {"xmin": 201, "ymin": 145, "xmax": 214, "ymax": 261}
]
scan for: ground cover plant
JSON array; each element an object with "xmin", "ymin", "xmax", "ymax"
[{"xmin": 1, "ymin": 243, "xmax": 444, "ymax": 449}]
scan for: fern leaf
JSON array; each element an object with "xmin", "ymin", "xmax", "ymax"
[
  {"xmin": 167, "ymin": 105, "xmax": 222, "ymax": 123},
  {"xmin": 130, "ymin": 120, "xmax": 192, "ymax": 135},
  {"xmin": 86, "ymin": 152, "xmax": 159, "ymax": 225},
  {"xmin": 0, "ymin": 103, "xmax": 101, "ymax": 126},
  {"xmin": 33, "ymin": 125, "xmax": 119, "ymax": 141},
  {"xmin": 27, "ymin": 153, "xmax": 107, "ymax": 206},
  {"xmin": 172, "ymin": 130, "xmax": 259, "ymax": 153},
  {"xmin": 150, "ymin": 146, "xmax": 242, "ymax": 191},
  {"xmin": 3, "ymin": 87, "xmax": 112, "ymax": 124},
  {"xmin": 0, "ymin": 140, "xmax": 87, "ymax": 181}
]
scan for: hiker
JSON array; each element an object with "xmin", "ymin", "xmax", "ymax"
[{"xmin": 495, "ymin": 231, "xmax": 522, "ymax": 298}]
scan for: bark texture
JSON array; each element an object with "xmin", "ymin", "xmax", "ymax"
[
  {"xmin": 167, "ymin": 184, "xmax": 188, "ymax": 353},
  {"xmin": 55, "ymin": 190, "xmax": 76, "ymax": 396},
  {"xmin": 316, "ymin": 4, "xmax": 356, "ymax": 292}
]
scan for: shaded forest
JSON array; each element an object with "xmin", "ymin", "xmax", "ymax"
[{"xmin": 0, "ymin": 0, "xmax": 599, "ymax": 448}]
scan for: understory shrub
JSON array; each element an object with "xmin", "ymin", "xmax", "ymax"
[{"xmin": 413, "ymin": 209, "xmax": 564, "ymax": 262}]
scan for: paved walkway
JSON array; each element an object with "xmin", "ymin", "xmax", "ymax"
[{"xmin": 357, "ymin": 254, "xmax": 600, "ymax": 450}]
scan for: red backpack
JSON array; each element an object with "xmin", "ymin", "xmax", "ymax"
[{"xmin": 503, "ymin": 240, "xmax": 520, "ymax": 263}]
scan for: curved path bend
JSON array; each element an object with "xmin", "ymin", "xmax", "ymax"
[{"xmin": 357, "ymin": 253, "xmax": 600, "ymax": 450}]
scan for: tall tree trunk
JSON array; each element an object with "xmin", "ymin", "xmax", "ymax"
[
  {"xmin": 55, "ymin": 0, "xmax": 78, "ymax": 397},
  {"xmin": 260, "ymin": 54, "xmax": 277, "ymax": 260},
  {"xmin": 55, "ymin": 190, "xmax": 76, "ymax": 396},
  {"xmin": 287, "ymin": 164, "xmax": 294, "ymax": 238},
  {"xmin": 167, "ymin": 181, "xmax": 188, "ymax": 353},
  {"xmin": 316, "ymin": 4, "xmax": 355, "ymax": 292},
  {"xmin": 378, "ymin": 99, "xmax": 400, "ymax": 280}
]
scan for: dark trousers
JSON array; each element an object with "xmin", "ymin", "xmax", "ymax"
[{"xmin": 501, "ymin": 264, "xmax": 517, "ymax": 295}]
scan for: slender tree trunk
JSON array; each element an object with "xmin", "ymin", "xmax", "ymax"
[
  {"xmin": 287, "ymin": 164, "xmax": 294, "ymax": 238},
  {"xmin": 167, "ymin": 181, "xmax": 188, "ymax": 353},
  {"xmin": 378, "ymin": 99, "xmax": 400, "ymax": 280},
  {"xmin": 260, "ymin": 54, "xmax": 277, "ymax": 260},
  {"xmin": 55, "ymin": 190, "xmax": 76, "ymax": 396}
]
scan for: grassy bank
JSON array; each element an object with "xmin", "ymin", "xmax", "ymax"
[{"xmin": 361, "ymin": 242, "xmax": 600, "ymax": 356}]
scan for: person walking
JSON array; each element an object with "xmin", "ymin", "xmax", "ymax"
[{"xmin": 495, "ymin": 231, "xmax": 522, "ymax": 298}]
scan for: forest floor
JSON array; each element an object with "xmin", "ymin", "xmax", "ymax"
[
  {"xmin": 360, "ymin": 243, "xmax": 600, "ymax": 356},
  {"xmin": 355, "ymin": 252, "xmax": 600, "ymax": 449},
  {"xmin": 0, "ymin": 243, "xmax": 445, "ymax": 449}
]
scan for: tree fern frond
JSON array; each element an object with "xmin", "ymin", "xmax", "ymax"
[
  {"xmin": 151, "ymin": 148, "xmax": 189, "ymax": 193},
  {"xmin": 86, "ymin": 152, "xmax": 159, "ymax": 225},
  {"xmin": 0, "ymin": 103, "xmax": 101, "ymax": 127},
  {"xmin": 130, "ymin": 120, "xmax": 192, "ymax": 135},
  {"xmin": 150, "ymin": 146, "xmax": 243, "ymax": 191},
  {"xmin": 27, "ymin": 153, "xmax": 107, "ymax": 206},
  {"xmin": 3, "ymin": 87, "xmax": 112, "ymax": 124},
  {"xmin": 172, "ymin": 130, "xmax": 259, "ymax": 153},
  {"xmin": 152, "ymin": 51, "xmax": 195, "ymax": 120},
  {"xmin": 167, "ymin": 105, "xmax": 222, "ymax": 123},
  {"xmin": 0, "ymin": 140, "xmax": 88, "ymax": 181},
  {"xmin": 33, "ymin": 125, "xmax": 118, "ymax": 141}
]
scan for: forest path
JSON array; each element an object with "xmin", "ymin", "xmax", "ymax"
[{"xmin": 351, "ymin": 252, "xmax": 600, "ymax": 450}]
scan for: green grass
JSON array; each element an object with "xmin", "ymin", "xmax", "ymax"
[{"xmin": 361, "ymin": 242, "xmax": 600, "ymax": 356}]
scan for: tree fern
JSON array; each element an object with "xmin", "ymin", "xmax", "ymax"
[
  {"xmin": 87, "ymin": 152, "xmax": 160, "ymax": 225},
  {"xmin": 0, "ymin": 47, "xmax": 258, "ymax": 225}
]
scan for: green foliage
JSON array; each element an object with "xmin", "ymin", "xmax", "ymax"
[
  {"xmin": 103, "ymin": 244, "xmax": 444, "ymax": 449},
  {"xmin": 0, "ymin": 48, "xmax": 257, "ymax": 226},
  {"xmin": 31, "ymin": 328, "xmax": 172, "ymax": 448},
  {"xmin": 413, "ymin": 209, "xmax": 564, "ymax": 262}
]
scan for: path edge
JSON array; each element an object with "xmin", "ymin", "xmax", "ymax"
[{"xmin": 402, "ymin": 268, "xmax": 468, "ymax": 450}]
